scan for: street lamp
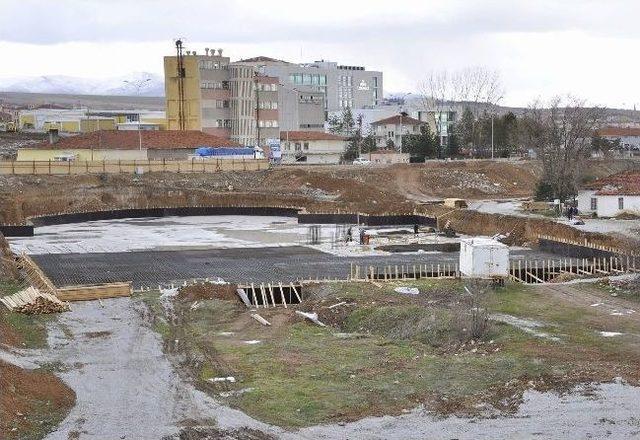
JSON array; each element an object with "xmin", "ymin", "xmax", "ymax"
[{"xmin": 123, "ymin": 78, "xmax": 151, "ymax": 151}]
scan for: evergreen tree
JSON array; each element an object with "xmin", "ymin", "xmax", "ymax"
[{"xmin": 403, "ymin": 125, "xmax": 438, "ymax": 161}]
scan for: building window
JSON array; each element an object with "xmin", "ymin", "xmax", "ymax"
[
  {"xmin": 295, "ymin": 142, "xmax": 301, "ymax": 151},
  {"xmin": 304, "ymin": 142, "xmax": 309, "ymax": 150},
  {"xmin": 618, "ymin": 197, "xmax": 624, "ymax": 210},
  {"xmin": 590, "ymin": 197, "xmax": 597, "ymax": 211}
]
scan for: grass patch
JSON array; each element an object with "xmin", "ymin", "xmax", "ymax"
[{"xmin": 144, "ymin": 280, "xmax": 640, "ymax": 428}]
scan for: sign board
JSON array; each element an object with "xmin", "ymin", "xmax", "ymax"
[{"xmin": 357, "ymin": 80, "xmax": 370, "ymax": 91}]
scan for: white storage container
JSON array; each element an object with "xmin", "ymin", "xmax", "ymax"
[{"xmin": 459, "ymin": 238, "xmax": 509, "ymax": 278}]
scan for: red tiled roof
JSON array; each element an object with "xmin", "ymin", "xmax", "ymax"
[
  {"xmin": 371, "ymin": 114, "xmax": 425, "ymax": 126},
  {"xmin": 596, "ymin": 126, "xmax": 640, "ymax": 137},
  {"xmin": 586, "ymin": 171, "xmax": 640, "ymax": 196},
  {"xmin": 280, "ymin": 131, "xmax": 346, "ymax": 141},
  {"xmin": 26, "ymin": 130, "xmax": 240, "ymax": 150}
]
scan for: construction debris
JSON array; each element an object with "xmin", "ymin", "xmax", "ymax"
[
  {"xmin": 0, "ymin": 286, "xmax": 69, "ymax": 314},
  {"xmin": 251, "ymin": 313, "xmax": 271, "ymax": 326},
  {"xmin": 394, "ymin": 287, "xmax": 420, "ymax": 295},
  {"xmin": 295, "ymin": 310, "xmax": 326, "ymax": 327},
  {"xmin": 236, "ymin": 288, "xmax": 251, "ymax": 307}
]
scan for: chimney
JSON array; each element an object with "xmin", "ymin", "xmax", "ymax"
[{"xmin": 48, "ymin": 128, "xmax": 59, "ymax": 145}]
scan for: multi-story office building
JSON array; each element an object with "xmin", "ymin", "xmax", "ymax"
[
  {"xmin": 164, "ymin": 48, "xmax": 383, "ymax": 146},
  {"xmin": 239, "ymin": 57, "xmax": 383, "ymax": 127}
]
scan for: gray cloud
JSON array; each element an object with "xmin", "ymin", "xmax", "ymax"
[{"xmin": 2, "ymin": 0, "xmax": 639, "ymax": 45}]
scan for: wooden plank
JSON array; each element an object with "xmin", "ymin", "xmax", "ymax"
[
  {"xmin": 267, "ymin": 283, "xmax": 276, "ymax": 307},
  {"xmin": 250, "ymin": 283, "xmax": 258, "ymax": 308},
  {"xmin": 290, "ymin": 282, "xmax": 302, "ymax": 303},
  {"xmin": 259, "ymin": 283, "xmax": 268, "ymax": 308},
  {"xmin": 278, "ymin": 282, "xmax": 287, "ymax": 309},
  {"xmin": 525, "ymin": 271, "xmax": 545, "ymax": 284},
  {"xmin": 56, "ymin": 282, "xmax": 131, "ymax": 301}
]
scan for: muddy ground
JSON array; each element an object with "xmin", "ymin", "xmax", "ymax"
[
  {"xmin": 2, "ymin": 277, "xmax": 640, "ymax": 439},
  {"xmin": 2, "ymin": 159, "xmax": 639, "ymax": 253}
]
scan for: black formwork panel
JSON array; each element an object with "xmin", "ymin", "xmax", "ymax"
[
  {"xmin": 30, "ymin": 206, "xmax": 300, "ymax": 227},
  {"xmin": 0, "ymin": 225, "xmax": 34, "ymax": 237},
  {"xmin": 538, "ymin": 238, "xmax": 620, "ymax": 259},
  {"xmin": 298, "ymin": 213, "xmax": 359, "ymax": 224}
]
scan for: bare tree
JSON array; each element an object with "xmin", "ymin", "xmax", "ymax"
[
  {"xmin": 419, "ymin": 67, "xmax": 505, "ymax": 156},
  {"xmin": 520, "ymin": 96, "xmax": 604, "ymax": 201}
]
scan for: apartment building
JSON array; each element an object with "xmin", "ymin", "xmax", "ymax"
[{"xmin": 164, "ymin": 49, "xmax": 281, "ymax": 147}]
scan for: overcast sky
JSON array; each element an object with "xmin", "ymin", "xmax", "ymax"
[{"xmin": 1, "ymin": 0, "xmax": 639, "ymax": 107}]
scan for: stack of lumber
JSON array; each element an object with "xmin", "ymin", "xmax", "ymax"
[
  {"xmin": 18, "ymin": 254, "xmax": 57, "ymax": 295},
  {"xmin": 0, "ymin": 286, "xmax": 69, "ymax": 314}
]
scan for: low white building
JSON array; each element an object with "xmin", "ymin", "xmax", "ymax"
[
  {"xmin": 577, "ymin": 171, "xmax": 640, "ymax": 217},
  {"xmin": 280, "ymin": 131, "xmax": 347, "ymax": 164}
]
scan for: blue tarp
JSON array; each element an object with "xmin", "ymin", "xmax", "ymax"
[{"xmin": 195, "ymin": 147, "xmax": 255, "ymax": 157}]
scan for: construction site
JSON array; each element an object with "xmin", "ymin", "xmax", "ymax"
[{"xmin": 2, "ymin": 159, "xmax": 640, "ymax": 440}]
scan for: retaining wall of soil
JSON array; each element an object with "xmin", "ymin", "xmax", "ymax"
[{"xmin": 0, "ymin": 207, "xmax": 437, "ymax": 236}]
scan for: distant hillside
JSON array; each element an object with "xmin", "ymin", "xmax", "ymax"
[
  {"xmin": 0, "ymin": 92, "xmax": 165, "ymax": 111},
  {"xmin": 0, "ymin": 72, "xmax": 164, "ymax": 97}
]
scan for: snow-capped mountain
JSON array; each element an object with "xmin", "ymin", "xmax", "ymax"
[{"xmin": 0, "ymin": 72, "xmax": 164, "ymax": 97}]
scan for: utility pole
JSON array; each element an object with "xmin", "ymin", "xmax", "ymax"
[
  {"xmin": 175, "ymin": 39, "xmax": 186, "ymax": 131},
  {"xmin": 123, "ymin": 77, "xmax": 151, "ymax": 152},
  {"xmin": 254, "ymin": 75, "xmax": 261, "ymax": 149}
]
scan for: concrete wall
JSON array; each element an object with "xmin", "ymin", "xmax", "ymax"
[
  {"xmin": 16, "ymin": 148, "xmax": 147, "ymax": 161},
  {"xmin": 368, "ymin": 152, "xmax": 410, "ymax": 164},
  {"xmin": 0, "ymin": 158, "xmax": 269, "ymax": 175}
]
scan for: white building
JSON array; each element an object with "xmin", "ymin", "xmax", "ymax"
[
  {"xmin": 577, "ymin": 171, "xmax": 640, "ymax": 217},
  {"xmin": 280, "ymin": 131, "xmax": 347, "ymax": 164},
  {"xmin": 596, "ymin": 126, "xmax": 640, "ymax": 151},
  {"xmin": 370, "ymin": 113, "xmax": 426, "ymax": 150}
]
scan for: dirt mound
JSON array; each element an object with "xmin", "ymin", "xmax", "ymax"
[
  {"xmin": 616, "ymin": 212, "xmax": 640, "ymax": 220},
  {"xmin": 177, "ymin": 282, "xmax": 238, "ymax": 302},
  {"xmin": 169, "ymin": 426, "xmax": 275, "ymax": 440},
  {"xmin": 0, "ymin": 360, "xmax": 76, "ymax": 439},
  {"xmin": 0, "ymin": 233, "xmax": 19, "ymax": 280},
  {"xmin": 0, "ymin": 310, "xmax": 22, "ymax": 346}
]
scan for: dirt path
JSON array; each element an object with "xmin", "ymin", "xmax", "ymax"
[
  {"xmin": 28, "ymin": 297, "xmax": 283, "ymax": 439},
  {"xmin": 534, "ymin": 282, "xmax": 638, "ymax": 323}
]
